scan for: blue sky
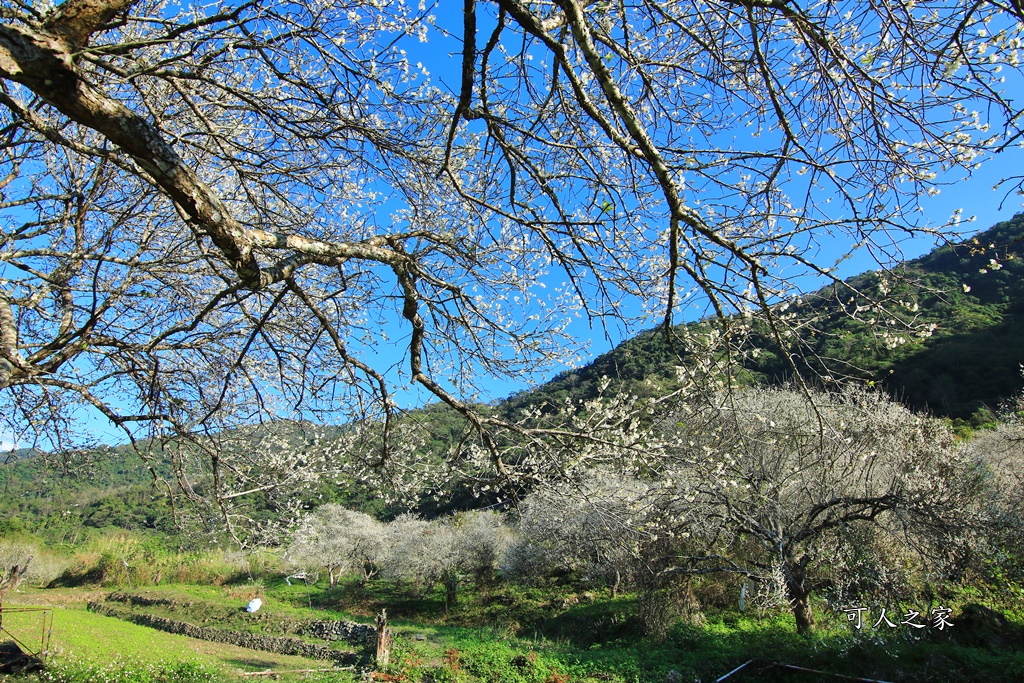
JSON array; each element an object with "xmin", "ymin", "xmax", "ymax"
[
  {"xmin": 3, "ymin": 0, "xmax": 1024, "ymax": 450},
  {"xmin": 384, "ymin": 0, "xmax": 1024, "ymax": 401}
]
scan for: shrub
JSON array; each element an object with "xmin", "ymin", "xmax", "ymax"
[
  {"xmin": 50, "ymin": 533, "xmax": 252, "ymax": 587},
  {"xmin": 0, "ymin": 539, "xmax": 68, "ymax": 587},
  {"xmin": 503, "ymin": 472, "xmax": 648, "ymax": 595}
]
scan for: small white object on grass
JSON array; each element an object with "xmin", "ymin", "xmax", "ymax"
[{"xmin": 246, "ymin": 598, "xmax": 262, "ymax": 613}]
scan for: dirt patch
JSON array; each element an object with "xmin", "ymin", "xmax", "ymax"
[{"xmin": 0, "ymin": 588, "xmax": 106, "ymax": 607}]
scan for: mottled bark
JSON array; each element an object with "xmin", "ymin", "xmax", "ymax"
[
  {"xmin": 0, "ymin": 293, "xmax": 21, "ymax": 390},
  {"xmin": 42, "ymin": 0, "xmax": 137, "ymax": 49},
  {"xmin": 374, "ymin": 609, "xmax": 392, "ymax": 670},
  {"xmin": 0, "ymin": 18, "xmax": 262, "ymax": 286}
]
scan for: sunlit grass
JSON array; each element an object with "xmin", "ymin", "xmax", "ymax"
[
  {"xmin": 5, "ymin": 573, "xmax": 1024, "ymax": 683},
  {"xmin": 0, "ymin": 605, "xmax": 332, "ymax": 682}
]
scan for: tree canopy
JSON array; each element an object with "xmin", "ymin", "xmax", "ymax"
[{"xmin": 2, "ymin": 0, "xmax": 1023, "ymax": 495}]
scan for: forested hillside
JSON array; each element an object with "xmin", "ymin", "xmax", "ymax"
[
  {"xmin": 506, "ymin": 213, "xmax": 1024, "ymax": 423},
  {"xmin": 0, "ymin": 445, "xmax": 173, "ymax": 538},
  {"xmin": 3, "ymin": 214, "xmax": 1023, "ymax": 537}
]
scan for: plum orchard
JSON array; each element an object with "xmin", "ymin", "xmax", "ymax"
[
  {"xmin": 285, "ymin": 388, "xmax": 1020, "ymax": 634},
  {"xmin": 287, "ymin": 507, "xmax": 513, "ymax": 606},
  {"xmin": 1, "ymin": 0, "xmax": 1023, "ymax": 521},
  {"xmin": 510, "ymin": 387, "xmax": 1014, "ymax": 635}
]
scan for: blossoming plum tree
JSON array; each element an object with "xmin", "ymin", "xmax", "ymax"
[{"xmin": 1, "ymin": 0, "xmax": 1022, "ymax": 514}]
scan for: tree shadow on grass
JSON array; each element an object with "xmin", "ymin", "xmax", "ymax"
[{"xmin": 224, "ymin": 656, "xmax": 291, "ymax": 670}]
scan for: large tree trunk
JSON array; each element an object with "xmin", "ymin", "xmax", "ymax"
[
  {"xmin": 790, "ymin": 590, "xmax": 815, "ymax": 634},
  {"xmin": 785, "ymin": 562, "xmax": 815, "ymax": 634}
]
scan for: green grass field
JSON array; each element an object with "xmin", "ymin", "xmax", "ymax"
[
  {"xmin": 0, "ymin": 601, "xmax": 332, "ymax": 682},
  {"xmin": 2, "ymin": 577, "xmax": 1024, "ymax": 683}
]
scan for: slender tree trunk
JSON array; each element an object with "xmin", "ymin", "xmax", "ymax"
[
  {"xmin": 361, "ymin": 564, "xmax": 378, "ymax": 585},
  {"xmin": 444, "ymin": 574, "xmax": 458, "ymax": 611},
  {"xmin": 682, "ymin": 575, "xmax": 704, "ymax": 625},
  {"xmin": 475, "ymin": 565, "xmax": 493, "ymax": 587}
]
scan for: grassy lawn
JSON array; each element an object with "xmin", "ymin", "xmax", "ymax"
[
  {"xmin": 269, "ymin": 577, "xmax": 1024, "ymax": 683},
  {"xmin": 0, "ymin": 602, "xmax": 333, "ymax": 682},
  {"xmin": 2, "ymin": 579, "xmax": 1023, "ymax": 683}
]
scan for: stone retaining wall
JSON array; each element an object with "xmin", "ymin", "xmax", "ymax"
[
  {"xmin": 108, "ymin": 592, "xmax": 181, "ymax": 608},
  {"xmin": 104, "ymin": 593, "xmax": 376, "ymax": 645},
  {"xmin": 87, "ymin": 602, "xmax": 362, "ymax": 664},
  {"xmin": 299, "ymin": 619, "xmax": 376, "ymax": 646}
]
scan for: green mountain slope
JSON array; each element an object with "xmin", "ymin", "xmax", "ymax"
[
  {"xmin": 505, "ymin": 213, "xmax": 1024, "ymax": 422},
  {"xmin": 0, "ymin": 445, "xmax": 175, "ymax": 538},
  {"xmin": 749, "ymin": 213, "xmax": 1024, "ymax": 418},
  {"xmin": 4, "ymin": 214, "xmax": 1023, "ymax": 536}
]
